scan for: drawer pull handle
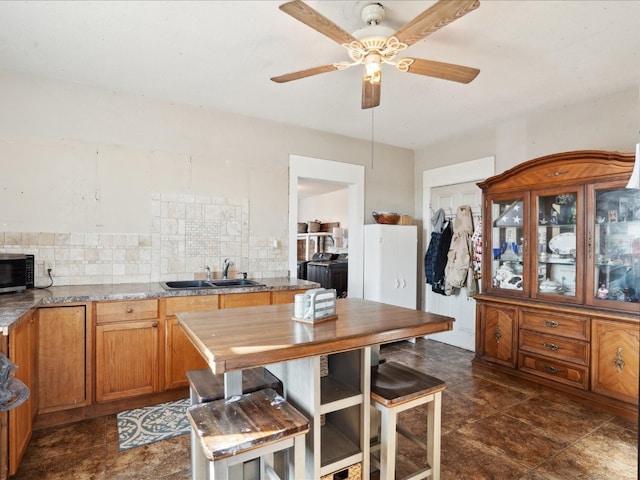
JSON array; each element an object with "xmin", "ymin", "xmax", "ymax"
[
  {"xmin": 614, "ymin": 347, "xmax": 625, "ymax": 373},
  {"xmin": 543, "ymin": 320, "xmax": 560, "ymax": 328},
  {"xmin": 126, "ymin": 308, "xmax": 134, "ymax": 314},
  {"xmin": 152, "ymin": 322, "xmax": 158, "ymax": 328},
  {"xmin": 542, "ymin": 341, "xmax": 560, "ymax": 351},
  {"xmin": 543, "ymin": 365, "xmax": 559, "ymax": 374}
]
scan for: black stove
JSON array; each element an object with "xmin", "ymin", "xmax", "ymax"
[{"xmin": 306, "ymin": 253, "xmax": 348, "ymax": 297}]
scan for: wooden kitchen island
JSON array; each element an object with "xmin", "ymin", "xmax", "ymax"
[{"xmin": 178, "ymin": 297, "xmax": 454, "ymax": 479}]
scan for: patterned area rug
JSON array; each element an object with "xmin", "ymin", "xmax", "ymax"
[{"xmin": 117, "ymin": 398, "xmax": 190, "ymax": 451}]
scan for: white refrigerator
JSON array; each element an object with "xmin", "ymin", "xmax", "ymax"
[{"xmin": 363, "ymin": 224, "xmax": 417, "ymax": 309}]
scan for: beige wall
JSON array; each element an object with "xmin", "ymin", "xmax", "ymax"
[
  {"xmin": 414, "ymin": 86, "xmax": 640, "ymax": 228},
  {"xmin": 0, "ymin": 70, "xmax": 414, "ymax": 284}
]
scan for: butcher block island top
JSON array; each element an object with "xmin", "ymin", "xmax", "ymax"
[{"xmin": 178, "ymin": 298, "xmax": 454, "ymax": 375}]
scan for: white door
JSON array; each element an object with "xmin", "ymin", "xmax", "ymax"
[{"xmin": 425, "ymin": 181, "xmax": 482, "ymax": 351}]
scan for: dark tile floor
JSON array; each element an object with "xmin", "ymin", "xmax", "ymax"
[{"xmin": 12, "ymin": 339, "xmax": 639, "ymax": 479}]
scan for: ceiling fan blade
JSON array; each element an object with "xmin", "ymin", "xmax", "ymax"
[
  {"xmin": 362, "ymin": 79, "xmax": 381, "ymax": 109},
  {"xmin": 279, "ymin": 0, "xmax": 356, "ymax": 45},
  {"xmin": 393, "ymin": 0, "xmax": 480, "ymax": 47},
  {"xmin": 402, "ymin": 58, "xmax": 479, "ymax": 84},
  {"xmin": 271, "ymin": 64, "xmax": 339, "ymax": 83}
]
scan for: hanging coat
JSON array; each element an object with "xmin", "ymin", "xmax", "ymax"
[
  {"xmin": 444, "ymin": 205, "xmax": 478, "ymax": 297},
  {"xmin": 424, "ymin": 208, "xmax": 447, "ymax": 285},
  {"xmin": 431, "ymin": 221, "xmax": 453, "ymax": 296}
]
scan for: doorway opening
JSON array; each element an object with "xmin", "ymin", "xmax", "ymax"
[
  {"xmin": 289, "ymin": 155, "xmax": 365, "ymax": 298},
  {"xmin": 422, "ymin": 156, "xmax": 494, "ymax": 351}
]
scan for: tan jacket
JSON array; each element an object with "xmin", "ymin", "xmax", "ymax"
[{"xmin": 445, "ymin": 205, "xmax": 478, "ymax": 297}]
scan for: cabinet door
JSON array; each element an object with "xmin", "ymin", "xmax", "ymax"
[
  {"xmin": 38, "ymin": 305, "xmax": 89, "ymax": 413},
  {"xmin": 476, "ymin": 302, "xmax": 517, "ymax": 367},
  {"xmin": 164, "ymin": 296, "xmax": 217, "ymax": 390},
  {"xmin": 364, "ymin": 225, "xmax": 417, "ymax": 309},
  {"xmin": 394, "ymin": 225, "xmax": 417, "ymax": 309},
  {"xmin": 165, "ymin": 318, "xmax": 208, "ymax": 389},
  {"xmin": 95, "ymin": 320, "xmax": 160, "ymax": 402},
  {"xmin": 591, "ymin": 320, "xmax": 639, "ymax": 405},
  {"xmin": 8, "ymin": 312, "xmax": 36, "ymax": 476},
  {"xmin": 532, "ymin": 187, "xmax": 583, "ymax": 304},
  {"xmin": 484, "ymin": 193, "xmax": 529, "ymax": 297},
  {"xmin": 586, "ymin": 182, "xmax": 640, "ymax": 313}
]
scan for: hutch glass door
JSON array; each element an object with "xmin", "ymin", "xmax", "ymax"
[
  {"xmin": 534, "ymin": 189, "xmax": 582, "ymax": 303},
  {"xmin": 589, "ymin": 184, "xmax": 640, "ymax": 312},
  {"xmin": 489, "ymin": 195, "xmax": 527, "ymax": 295}
]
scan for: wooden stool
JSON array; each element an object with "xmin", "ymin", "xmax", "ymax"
[
  {"xmin": 187, "ymin": 368, "xmax": 283, "ymax": 478},
  {"xmin": 186, "ymin": 367, "xmax": 283, "ymax": 404},
  {"xmin": 370, "ymin": 362, "xmax": 446, "ymax": 480},
  {"xmin": 188, "ymin": 388, "xmax": 309, "ymax": 480}
]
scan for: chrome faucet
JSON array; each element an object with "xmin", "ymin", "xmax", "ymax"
[
  {"xmin": 222, "ymin": 258, "xmax": 234, "ymax": 279},
  {"xmin": 205, "ymin": 265, "xmax": 211, "ymax": 281}
]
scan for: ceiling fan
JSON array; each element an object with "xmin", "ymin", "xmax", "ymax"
[{"xmin": 271, "ymin": 0, "xmax": 481, "ymax": 109}]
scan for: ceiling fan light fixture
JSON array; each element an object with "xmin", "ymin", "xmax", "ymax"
[
  {"xmin": 273, "ymin": 0, "xmax": 482, "ymax": 108},
  {"xmin": 363, "ymin": 53, "xmax": 382, "ymax": 84}
]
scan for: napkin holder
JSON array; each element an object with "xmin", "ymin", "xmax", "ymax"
[{"xmin": 295, "ymin": 288, "xmax": 338, "ymax": 323}]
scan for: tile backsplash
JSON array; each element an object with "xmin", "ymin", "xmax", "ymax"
[{"xmin": 1, "ymin": 193, "xmax": 288, "ymax": 286}]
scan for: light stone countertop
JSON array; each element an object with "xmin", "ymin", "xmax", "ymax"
[{"xmin": 0, "ymin": 278, "xmax": 319, "ymax": 334}]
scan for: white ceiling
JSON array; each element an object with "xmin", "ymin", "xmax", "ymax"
[{"xmin": 0, "ymin": 1, "xmax": 638, "ymax": 150}]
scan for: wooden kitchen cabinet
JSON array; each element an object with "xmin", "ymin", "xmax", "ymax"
[
  {"xmin": 591, "ymin": 320, "xmax": 639, "ymax": 405},
  {"xmin": 164, "ymin": 296, "xmax": 217, "ymax": 389},
  {"xmin": 37, "ymin": 305, "xmax": 90, "ymax": 413},
  {"xmin": 95, "ymin": 299, "xmax": 161, "ymax": 402},
  {"xmin": 475, "ymin": 150, "xmax": 639, "ymax": 419},
  {"xmin": 8, "ymin": 311, "xmax": 36, "ymax": 476}
]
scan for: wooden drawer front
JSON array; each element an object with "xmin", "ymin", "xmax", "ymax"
[
  {"xmin": 520, "ymin": 310, "xmax": 589, "ymax": 341},
  {"xmin": 96, "ymin": 299, "xmax": 158, "ymax": 324},
  {"xmin": 219, "ymin": 292, "xmax": 271, "ymax": 309},
  {"xmin": 519, "ymin": 352, "xmax": 588, "ymax": 390},
  {"xmin": 519, "ymin": 330, "xmax": 589, "ymax": 366},
  {"xmin": 271, "ymin": 289, "xmax": 306, "ymax": 305},
  {"xmin": 166, "ymin": 296, "xmax": 218, "ymax": 316}
]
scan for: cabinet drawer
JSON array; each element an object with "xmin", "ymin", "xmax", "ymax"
[
  {"xmin": 166, "ymin": 296, "xmax": 218, "ymax": 316},
  {"xmin": 520, "ymin": 310, "xmax": 589, "ymax": 341},
  {"xmin": 96, "ymin": 299, "xmax": 159, "ymax": 324},
  {"xmin": 519, "ymin": 330, "xmax": 589, "ymax": 366},
  {"xmin": 271, "ymin": 289, "xmax": 306, "ymax": 305},
  {"xmin": 219, "ymin": 292, "xmax": 271, "ymax": 309},
  {"xmin": 519, "ymin": 352, "xmax": 588, "ymax": 390}
]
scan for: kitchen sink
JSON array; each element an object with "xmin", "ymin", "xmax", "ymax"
[
  {"xmin": 210, "ymin": 279, "xmax": 265, "ymax": 287},
  {"xmin": 160, "ymin": 279, "xmax": 264, "ymax": 290},
  {"xmin": 161, "ymin": 280, "xmax": 216, "ymax": 289}
]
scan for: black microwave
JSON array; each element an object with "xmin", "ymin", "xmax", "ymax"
[{"xmin": 0, "ymin": 254, "xmax": 34, "ymax": 293}]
